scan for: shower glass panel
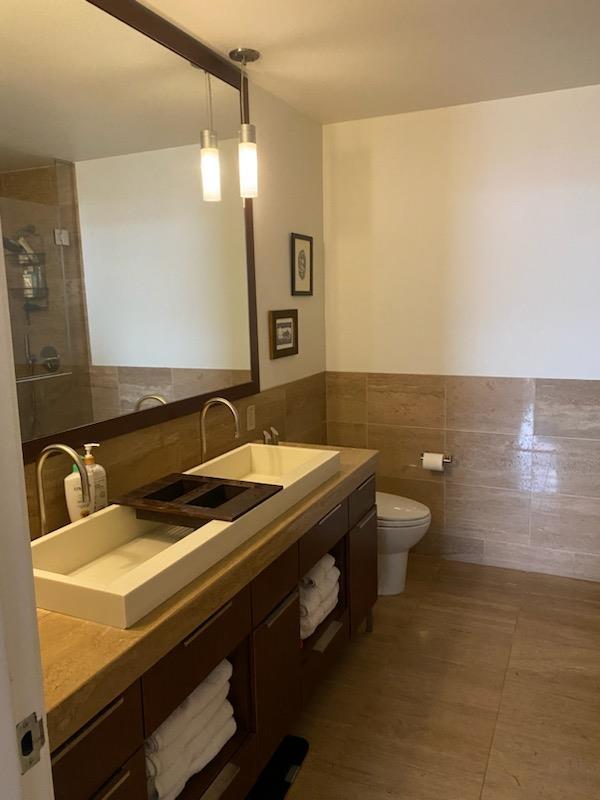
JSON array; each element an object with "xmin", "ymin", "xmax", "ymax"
[{"xmin": 0, "ymin": 160, "xmax": 91, "ymax": 439}]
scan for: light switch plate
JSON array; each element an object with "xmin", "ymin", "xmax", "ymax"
[
  {"xmin": 246, "ymin": 404, "xmax": 256, "ymax": 431},
  {"xmin": 53, "ymin": 228, "xmax": 70, "ymax": 246}
]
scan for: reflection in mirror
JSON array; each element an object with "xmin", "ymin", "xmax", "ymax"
[{"xmin": 0, "ymin": 0, "xmax": 252, "ymax": 445}]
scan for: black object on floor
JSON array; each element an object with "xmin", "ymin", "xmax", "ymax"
[{"xmin": 246, "ymin": 736, "xmax": 309, "ymax": 799}]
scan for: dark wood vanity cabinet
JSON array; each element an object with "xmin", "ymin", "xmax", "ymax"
[
  {"xmin": 252, "ymin": 590, "xmax": 302, "ymax": 769},
  {"xmin": 50, "ymin": 682, "xmax": 144, "ymax": 800},
  {"xmin": 141, "ymin": 586, "xmax": 252, "ymax": 735},
  {"xmin": 348, "ymin": 507, "xmax": 378, "ymax": 632},
  {"xmin": 50, "ymin": 473, "xmax": 377, "ymax": 800}
]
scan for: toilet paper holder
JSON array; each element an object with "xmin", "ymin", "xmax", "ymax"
[{"xmin": 420, "ymin": 453, "xmax": 453, "ymax": 465}]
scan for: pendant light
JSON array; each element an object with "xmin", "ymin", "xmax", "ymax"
[
  {"xmin": 200, "ymin": 71, "xmax": 221, "ymax": 202},
  {"xmin": 229, "ymin": 48, "xmax": 260, "ymax": 199}
]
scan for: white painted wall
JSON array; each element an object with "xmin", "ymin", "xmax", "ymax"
[
  {"xmin": 324, "ymin": 84, "xmax": 600, "ymax": 379},
  {"xmin": 76, "ymin": 139, "xmax": 250, "ymax": 370},
  {"xmin": 251, "ymin": 85, "xmax": 325, "ymax": 389}
]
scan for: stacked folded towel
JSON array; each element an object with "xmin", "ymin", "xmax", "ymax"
[
  {"xmin": 299, "ymin": 553, "xmax": 340, "ymax": 639},
  {"xmin": 146, "ymin": 659, "xmax": 237, "ymax": 800}
]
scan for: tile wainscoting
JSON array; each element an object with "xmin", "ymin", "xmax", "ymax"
[
  {"xmin": 26, "ymin": 368, "xmax": 600, "ymax": 583},
  {"xmin": 326, "ymin": 372, "xmax": 600, "ymax": 582},
  {"xmin": 89, "ymin": 366, "xmax": 252, "ymax": 420},
  {"xmin": 25, "ymin": 372, "xmax": 326, "ymax": 539}
]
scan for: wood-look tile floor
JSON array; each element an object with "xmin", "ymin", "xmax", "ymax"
[{"xmin": 288, "ymin": 555, "xmax": 600, "ymax": 799}]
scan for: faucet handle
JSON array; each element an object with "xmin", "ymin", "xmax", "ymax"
[
  {"xmin": 270, "ymin": 426, "xmax": 280, "ymax": 445},
  {"xmin": 262, "ymin": 429, "xmax": 273, "ymax": 445}
]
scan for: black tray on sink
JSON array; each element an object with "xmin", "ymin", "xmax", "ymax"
[{"xmin": 112, "ymin": 473, "xmax": 283, "ymax": 528}]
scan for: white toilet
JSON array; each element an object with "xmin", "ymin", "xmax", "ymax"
[{"xmin": 376, "ymin": 492, "xmax": 431, "ymax": 595}]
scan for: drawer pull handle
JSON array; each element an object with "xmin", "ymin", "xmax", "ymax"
[
  {"xmin": 357, "ymin": 475, "xmax": 374, "ymax": 493},
  {"xmin": 94, "ymin": 769, "xmax": 130, "ymax": 800},
  {"xmin": 265, "ymin": 590, "xmax": 299, "ymax": 630},
  {"xmin": 51, "ymin": 696, "xmax": 125, "ymax": 765},
  {"xmin": 358, "ymin": 508, "xmax": 377, "ymax": 529},
  {"xmin": 318, "ymin": 503, "xmax": 342, "ymax": 526},
  {"xmin": 184, "ymin": 601, "xmax": 234, "ymax": 648},
  {"xmin": 202, "ymin": 761, "xmax": 240, "ymax": 799},
  {"xmin": 313, "ymin": 619, "xmax": 343, "ymax": 653}
]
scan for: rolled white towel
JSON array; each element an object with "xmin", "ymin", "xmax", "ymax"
[
  {"xmin": 300, "ymin": 553, "xmax": 336, "ymax": 588},
  {"xmin": 300, "ymin": 582, "xmax": 339, "ymax": 640},
  {"xmin": 153, "ymin": 711, "xmax": 237, "ymax": 800},
  {"xmin": 299, "ymin": 566, "xmax": 341, "ymax": 617},
  {"xmin": 147, "ymin": 699, "xmax": 233, "ymax": 780},
  {"xmin": 145, "ymin": 681, "xmax": 230, "ymax": 761},
  {"xmin": 145, "ymin": 660, "xmax": 232, "ymax": 754}
]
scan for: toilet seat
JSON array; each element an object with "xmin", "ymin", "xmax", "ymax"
[{"xmin": 376, "ymin": 492, "xmax": 431, "ymax": 528}]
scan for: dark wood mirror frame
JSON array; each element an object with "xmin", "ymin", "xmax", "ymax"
[{"xmin": 22, "ymin": 0, "xmax": 260, "ymax": 462}]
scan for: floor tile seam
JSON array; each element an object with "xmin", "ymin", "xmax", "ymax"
[{"xmin": 478, "ymin": 604, "xmax": 518, "ymax": 799}]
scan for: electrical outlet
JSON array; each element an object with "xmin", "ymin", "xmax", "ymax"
[{"xmin": 246, "ymin": 404, "xmax": 256, "ymax": 431}]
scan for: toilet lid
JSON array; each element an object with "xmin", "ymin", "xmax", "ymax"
[{"xmin": 376, "ymin": 492, "xmax": 431, "ymax": 525}]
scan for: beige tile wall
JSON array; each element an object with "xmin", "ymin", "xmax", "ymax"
[
  {"xmin": 327, "ymin": 372, "xmax": 600, "ymax": 582},
  {"xmin": 26, "ymin": 372, "xmax": 326, "ymax": 539},
  {"xmin": 88, "ymin": 366, "xmax": 252, "ymax": 420}
]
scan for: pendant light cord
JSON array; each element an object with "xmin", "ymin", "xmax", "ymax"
[
  {"xmin": 205, "ymin": 71, "xmax": 214, "ymax": 130},
  {"xmin": 240, "ymin": 57, "xmax": 247, "ymax": 125}
]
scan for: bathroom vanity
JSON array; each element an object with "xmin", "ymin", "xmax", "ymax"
[{"xmin": 38, "ymin": 444, "xmax": 377, "ymax": 800}]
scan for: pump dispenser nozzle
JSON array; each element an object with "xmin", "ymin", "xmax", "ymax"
[{"xmin": 83, "ymin": 442, "xmax": 100, "ymax": 465}]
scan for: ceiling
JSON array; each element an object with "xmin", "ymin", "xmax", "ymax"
[
  {"xmin": 145, "ymin": 0, "xmax": 600, "ymax": 123},
  {"xmin": 0, "ymin": 0, "xmax": 240, "ymax": 170}
]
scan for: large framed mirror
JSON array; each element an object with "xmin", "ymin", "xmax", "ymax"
[{"xmin": 1, "ymin": 0, "xmax": 259, "ymax": 462}]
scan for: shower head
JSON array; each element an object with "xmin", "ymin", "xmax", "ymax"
[{"xmin": 3, "ymin": 236, "xmax": 21, "ymax": 254}]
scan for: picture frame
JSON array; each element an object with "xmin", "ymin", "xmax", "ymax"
[
  {"xmin": 291, "ymin": 233, "xmax": 313, "ymax": 296},
  {"xmin": 269, "ymin": 309, "xmax": 299, "ymax": 359}
]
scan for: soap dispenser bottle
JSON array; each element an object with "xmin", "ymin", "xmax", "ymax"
[
  {"xmin": 83, "ymin": 443, "xmax": 108, "ymax": 512},
  {"xmin": 64, "ymin": 464, "xmax": 92, "ymax": 523}
]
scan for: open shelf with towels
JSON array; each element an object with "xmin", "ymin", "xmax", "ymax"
[{"xmin": 175, "ymin": 641, "xmax": 257, "ymax": 800}]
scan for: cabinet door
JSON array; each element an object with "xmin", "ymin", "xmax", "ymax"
[
  {"xmin": 348, "ymin": 507, "xmax": 378, "ymax": 633},
  {"xmin": 252, "ymin": 590, "xmax": 301, "ymax": 769}
]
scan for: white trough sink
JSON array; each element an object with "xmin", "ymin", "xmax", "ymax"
[{"xmin": 31, "ymin": 444, "xmax": 340, "ymax": 628}]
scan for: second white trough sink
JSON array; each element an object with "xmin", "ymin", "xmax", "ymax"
[{"xmin": 31, "ymin": 444, "xmax": 340, "ymax": 628}]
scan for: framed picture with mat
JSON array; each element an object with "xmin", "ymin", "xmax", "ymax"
[
  {"xmin": 290, "ymin": 233, "xmax": 313, "ymax": 296},
  {"xmin": 269, "ymin": 309, "xmax": 299, "ymax": 359}
]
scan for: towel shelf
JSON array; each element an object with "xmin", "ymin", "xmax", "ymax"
[{"xmin": 142, "ymin": 587, "xmax": 251, "ymax": 736}]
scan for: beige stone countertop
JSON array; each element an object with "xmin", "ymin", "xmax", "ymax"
[{"xmin": 38, "ymin": 444, "xmax": 378, "ymax": 751}]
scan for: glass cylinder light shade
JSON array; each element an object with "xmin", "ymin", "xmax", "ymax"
[
  {"xmin": 200, "ymin": 129, "xmax": 221, "ymax": 202},
  {"xmin": 239, "ymin": 123, "xmax": 258, "ymax": 199}
]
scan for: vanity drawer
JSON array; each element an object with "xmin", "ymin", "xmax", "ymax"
[
  {"xmin": 178, "ymin": 734, "xmax": 258, "ymax": 800},
  {"xmin": 91, "ymin": 748, "xmax": 147, "ymax": 800},
  {"xmin": 349, "ymin": 507, "xmax": 378, "ymax": 633},
  {"xmin": 142, "ymin": 586, "xmax": 252, "ymax": 735},
  {"xmin": 301, "ymin": 609, "xmax": 349, "ymax": 705},
  {"xmin": 349, "ymin": 474, "xmax": 376, "ymax": 529},
  {"xmin": 51, "ymin": 682, "xmax": 143, "ymax": 800},
  {"xmin": 299, "ymin": 499, "xmax": 349, "ymax": 575},
  {"xmin": 251, "ymin": 544, "xmax": 299, "ymax": 626}
]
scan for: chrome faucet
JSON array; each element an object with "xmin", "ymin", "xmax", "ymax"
[
  {"xmin": 200, "ymin": 397, "xmax": 240, "ymax": 463},
  {"xmin": 134, "ymin": 394, "xmax": 167, "ymax": 411},
  {"xmin": 36, "ymin": 444, "xmax": 91, "ymax": 535}
]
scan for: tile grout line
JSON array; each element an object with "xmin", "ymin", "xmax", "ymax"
[{"xmin": 477, "ymin": 602, "xmax": 521, "ymax": 800}]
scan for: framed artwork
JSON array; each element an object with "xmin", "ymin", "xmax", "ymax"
[
  {"xmin": 269, "ymin": 309, "xmax": 299, "ymax": 359},
  {"xmin": 291, "ymin": 233, "xmax": 313, "ymax": 296}
]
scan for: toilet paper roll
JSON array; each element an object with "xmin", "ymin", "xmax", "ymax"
[{"xmin": 422, "ymin": 452, "xmax": 445, "ymax": 472}]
